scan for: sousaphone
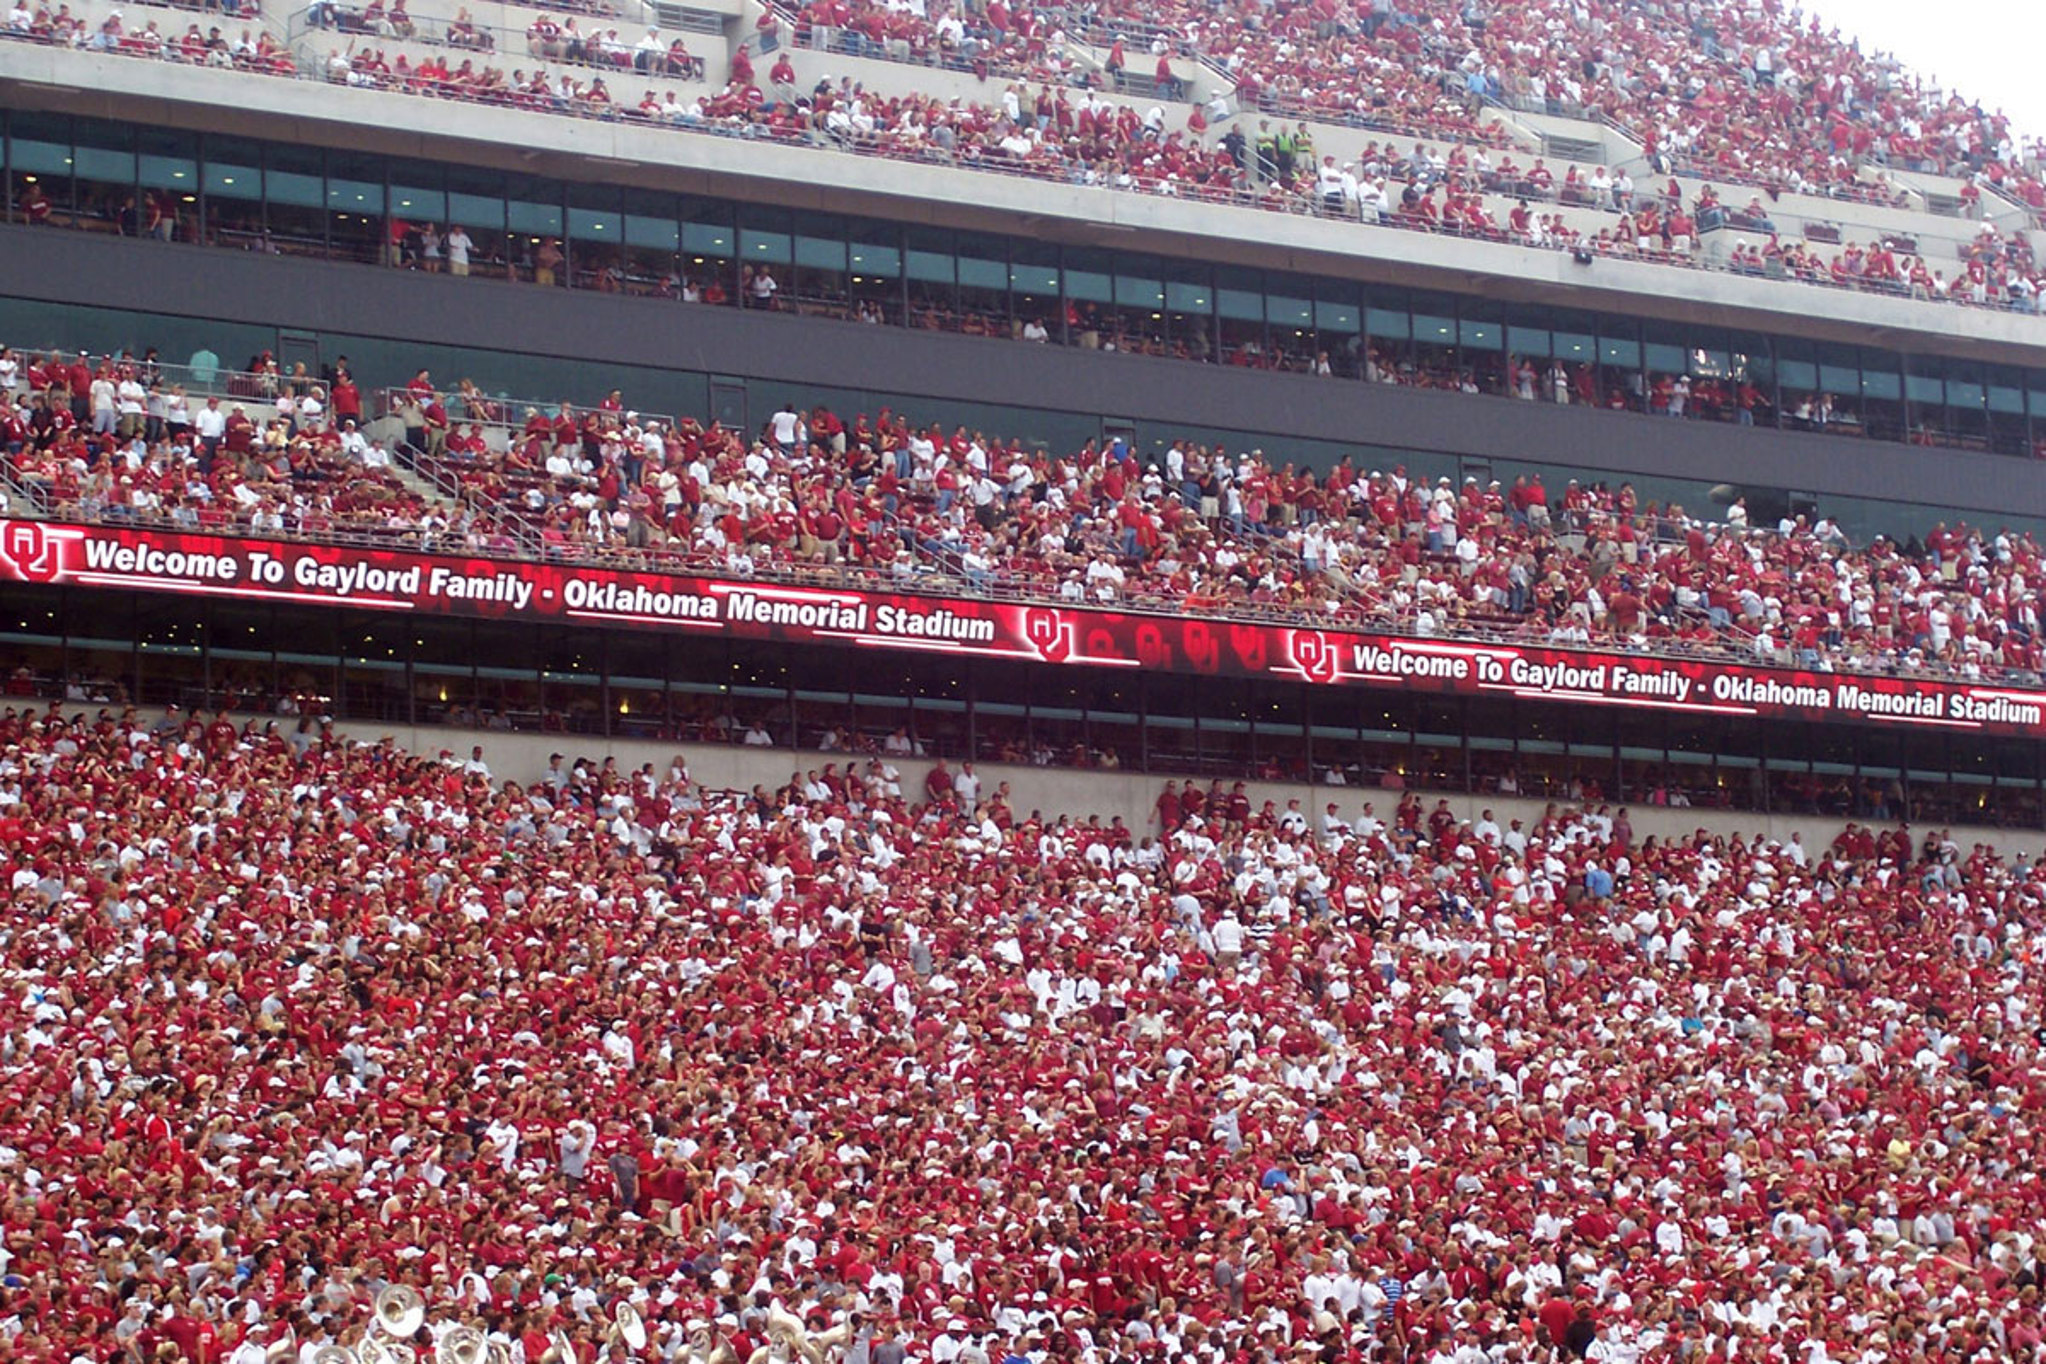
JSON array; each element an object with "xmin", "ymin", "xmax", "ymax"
[
  {"xmin": 686, "ymin": 1319, "xmax": 737, "ymax": 1364},
  {"xmin": 374, "ymin": 1285, "xmax": 427, "ymax": 1340},
  {"xmin": 360, "ymin": 1339, "xmax": 416, "ymax": 1364},
  {"xmin": 750, "ymin": 1306, "xmax": 823, "ymax": 1364},
  {"xmin": 615, "ymin": 1299, "xmax": 650, "ymax": 1351},
  {"xmin": 442, "ymin": 1326, "xmax": 489, "ymax": 1364}
]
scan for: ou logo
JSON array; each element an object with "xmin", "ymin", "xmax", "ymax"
[
  {"xmin": 2, "ymin": 522, "xmax": 62, "ymax": 584},
  {"xmin": 1289, "ymin": 629, "xmax": 1342, "ymax": 685},
  {"xmin": 1023, "ymin": 606, "xmax": 1074, "ymax": 663},
  {"xmin": 1182, "ymin": 620, "xmax": 1221, "ymax": 672},
  {"xmin": 1227, "ymin": 623, "xmax": 1269, "ymax": 672}
]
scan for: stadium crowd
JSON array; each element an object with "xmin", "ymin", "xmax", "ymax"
[
  {"xmin": 0, "ymin": 347, "xmax": 481, "ymax": 544},
  {"xmin": 2, "ymin": 702, "xmax": 2045, "ymax": 1364},
  {"xmin": 6, "ymin": 343, "xmax": 2046, "ymax": 684},
  {"xmin": 771, "ymin": 0, "xmax": 2046, "ymax": 218},
  {"xmin": 7, "ymin": 2, "xmax": 2045, "ymax": 316},
  {"xmin": 3, "ymin": 2, "xmax": 292, "ymax": 72},
  {"xmin": 485, "ymin": 398, "xmax": 2046, "ymax": 682},
  {"xmin": 778, "ymin": 0, "xmax": 1076, "ymax": 83}
]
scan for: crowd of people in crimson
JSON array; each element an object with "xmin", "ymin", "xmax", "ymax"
[
  {"xmin": 8, "ymin": 343, "xmax": 2046, "ymax": 684},
  {"xmin": 410, "ymin": 374, "xmax": 2046, "ymax": 681},
  {"xmin": 0, "ymin": 345, "xmax": 492, "ymax": 541},
  {"xmin": 772, "ymin": 0, "xmax": 2046, "ymax": 214},
  {"xmin": 11, "ymin": 0, "xmax": 2046, "ymax": 316},
  {"xmin": 316, "ymin": 7, "xmax": 709, "ymax": 90},
  {"xmin": 780, "ymin": 0, "xmax": 1067, "ymax": 81},
  {"xmin": 4, "ymin": 1, "xmax": 292, "ymax": 73},
  {"xmin": 2, "ymin": 699, "xmax": 2045, "ymax": 1364},
  {"xmin": 296, "ymin": 47, "xmax": 2046, "ymax": 317}
]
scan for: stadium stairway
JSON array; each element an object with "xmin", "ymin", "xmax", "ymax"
[{"xmin": 362, "ymin": 416, "xmax": 468, "ymax": 505}]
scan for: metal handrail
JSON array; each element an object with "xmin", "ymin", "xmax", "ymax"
[
  {"xmin": 401, "ymin": 436, "xmax": 520, "ymax": 518},
  {"xmin": 0, "ymin": 347, "xmax": 331, "ymax": 410},
  {"xmin": 5, "ymin": 501, "xmax": 478, "ymax": 551},
  {"xmin": 3, "ymin": 10, "xmax": 300, "ymax": 61},
  {"xmin": 1056, "ymin": 10, "xmax": 1254, "ymax": 104},
  {"xmin": 767, "ymin": 19, "xmax": 1074, "ymax": 90},
  {"xmin": 0, "ymin": 461, "xmax": 53, "ymax": 517},
  {"xmin": 397, "ymin": 437, "xmax": 555, "ymax": 549},
  {"xmin": 1662, "ymin": 156, "xmax": 1933, "ymax": 213},
  {"xmin": 371, "ymin": 385, "xmax": 682, "ymax": 436}
]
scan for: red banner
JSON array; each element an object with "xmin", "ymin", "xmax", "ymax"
[{"xmin": 5, "ymin": 518, "xmax": 2043, "ymax": 736}]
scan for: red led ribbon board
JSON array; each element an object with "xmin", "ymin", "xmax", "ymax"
[{"xmin": 5, "ymin": 518, "xmax": 2041, "ymax": 736}]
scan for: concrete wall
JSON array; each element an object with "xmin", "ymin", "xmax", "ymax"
[
  {"xmin": 2, "ymin": 46, "xmax": 2041, "ymax": 365},
  {"xmin": 1680, "ymin": 180, "xmax": 1994, "ymax": 264},
  {"xmin": 1891, "ymin": 166, "xmax": 2030, "ymax": 235},
  {"xmin": 1501, "ymin": 106, "xmax": 1641, "ymax": 166},
  {"xmin": 2, "ymin": 224, "xmax": 2043, "ymax": 526}
]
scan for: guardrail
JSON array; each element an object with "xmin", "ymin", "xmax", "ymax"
[
  {"xmin": 0, "ymin": 459, "xmax": 53, "ymax": 517},
  {"xmin": 370, "ymin": 385, "xmax": 682, "ymax": 436},
  {"xmin": 395, "ymin": 435, "xmax": 530, "ymax": 524},
  {"xmin": 1977, "ymin": 176, "xmax": 2042, "ymax": 225},
  {"xmin": 4, "ymin": 354, "xmax": 2036, "ymax": 693},
  {"xmin": 5, "ymin": 503, "xmax": 502, "ymax": 554},
  {"xmin": 0, "ymin": 348, "xmax": 314, "ymax": 404}
]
